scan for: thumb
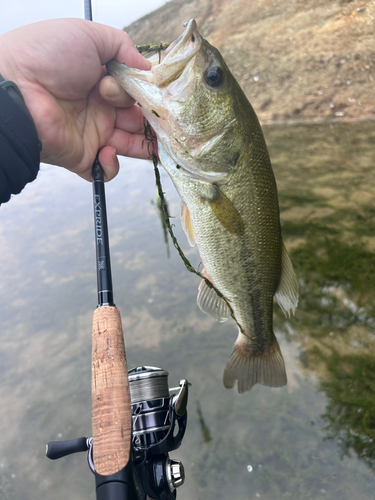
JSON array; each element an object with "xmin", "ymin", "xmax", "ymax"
[{"xmin": 98, "ymin": 146, "xmax": 120, "ymax": 181}]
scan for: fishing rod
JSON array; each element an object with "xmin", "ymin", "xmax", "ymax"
[
  {"xmin": 46, "ymin": 153, "xmax": 189, "ymax": 499},
  {"xmin": 45, "ymin": 2, "xmax": 189, "ymax": 499},
  {"xmin": 90, "ymin": 154, "xmax": 134, "ymax": 497}
]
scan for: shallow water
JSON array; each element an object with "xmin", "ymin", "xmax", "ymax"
[{"xmin": 0, "ymin": 121, "xmax": 375, "ymax": 500}]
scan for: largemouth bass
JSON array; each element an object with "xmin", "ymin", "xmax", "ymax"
[{"xmin": 107, "ymin": 19, "xmax": 299, "ymax": 393}]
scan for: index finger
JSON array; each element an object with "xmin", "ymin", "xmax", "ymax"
[{"xmin": 78, "ymin": 19, "xmax": 151, "ymax": 70}]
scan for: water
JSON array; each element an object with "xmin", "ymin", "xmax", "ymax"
[{"xmin": 0, "ymin": 121, "xmax": 374, "ymax": 499}]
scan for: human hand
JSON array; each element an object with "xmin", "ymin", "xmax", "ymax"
[{"xmin": 0, "ymin": 18, "xmax": 151, "ymax": 181}]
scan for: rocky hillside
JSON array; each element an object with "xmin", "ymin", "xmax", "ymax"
[{"xmin": 124, "ymin": 0, "xmax": 375, "ymax": 123}]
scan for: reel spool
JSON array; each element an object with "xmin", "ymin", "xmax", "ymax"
[{"xmin": 128, "ymin": 366, "xmax": 171, "ymax": 448}]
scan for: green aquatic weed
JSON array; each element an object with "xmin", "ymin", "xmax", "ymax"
[
  {"xmin": 136, "ymin": 42, "xmax": 171, "ymax": 63},
  {"xmin": 141, "ymin": 119, "xmax": 245, "ymax": 337}
]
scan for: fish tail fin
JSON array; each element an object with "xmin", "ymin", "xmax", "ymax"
[{"xmin": 223, "ymin": 330, "xmax": 287, "ymax": 393}]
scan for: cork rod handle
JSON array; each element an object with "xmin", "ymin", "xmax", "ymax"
[{"xmin": 91, "ymin": 306, "xmax": 131, "ymax": 476}]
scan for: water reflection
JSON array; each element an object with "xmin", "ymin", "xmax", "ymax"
[
  {"xmin": 0, "ymin": 121, "xmax": 374, "ymax": 499},
  {"xmin": 196, "ymin": 401, "xmax": 212, "ymax": 443},
  {"xmin": 268, "ymin": 121, "xmax": 375, "ymax": 493},
  {"xmin": 320, "ymin": 351, "xmax": 375, "ymax": 467}
]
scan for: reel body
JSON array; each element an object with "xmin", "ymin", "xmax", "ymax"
[{"xmin": 129, "ymin": 366, "xmax": 188, "ymax": 500}]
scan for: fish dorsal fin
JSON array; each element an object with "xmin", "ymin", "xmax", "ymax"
[
  {"xmin": 197, "ymin": 273, "xmax": 231, "ymax": 322},
  {"xmin": 180, "ymin": 202, "xmax": 196, "ymax": 247},
  {"xmin": 207, "ymin": 189, "xmax": 245, "ymax": 236},
  {"xmin": 275, "ymin": 241, "xmax": 299, "ymax": 317}
]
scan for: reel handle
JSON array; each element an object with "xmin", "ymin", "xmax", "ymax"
[{"xmin": 46, "ymin": 437, "xmax": 89, "ymax": 460}]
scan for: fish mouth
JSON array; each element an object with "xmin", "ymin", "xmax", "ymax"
[
  {"xmin": 150, "ymin": 19, "xmax": 202, "ymax": 87},
  {"xmin": 106, "ymin": 20, "xmax": 229, "ymax": 184},
  {"xmin": 106, "ymin": 19, "xmax": 201, "ymax": 89}
]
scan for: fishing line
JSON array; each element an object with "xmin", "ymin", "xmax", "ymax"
[{"xmin": 128, "ymin": 368, "xmax": 170, "ymax": 403}]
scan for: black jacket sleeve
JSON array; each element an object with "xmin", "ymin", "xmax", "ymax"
[{"xmin": 0, "ymin": 85, "xmax": 40, "ymax": 205}]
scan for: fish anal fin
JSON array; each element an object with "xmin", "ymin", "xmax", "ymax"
[
  {"xmin": 275, "ymin": 241, "xmax": 299, "ymax": 318},
  {"xmin": 180, "ymin": 202, "xmax": 196, "ymax": 247},
  {"xmin": 207, "ymin": 189, "xmax": 244, "ymax": 236},
  {"xmin": 197, "ymin": 273, "xmax": 230, "ymax": 322},
  {"xmin": 223, "ymin": 331, "xmax": 287, "ymax": 393}
]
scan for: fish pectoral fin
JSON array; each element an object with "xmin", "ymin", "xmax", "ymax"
[
  {"xmin": 180, "ymin": 202, "xmax": 196, "ymax": 247},
  {"xmin": 223, "ymin": 331, "xmax": 287, "ymax": 393},
  {"xmin": 275, "ymin": 241, "xmax": 299, "ymax": 318},
  {"xmin": 207, "ymin": 189, "xmax": 245, "ymax": 236},
  {"xmin": 197, "ymin": 275, "xmax": 230, "ymax": 322}
]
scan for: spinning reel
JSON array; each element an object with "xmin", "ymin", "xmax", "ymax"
[{"xmin": 47, "ymin": 366, "xmax": 189, "ymax": 500}]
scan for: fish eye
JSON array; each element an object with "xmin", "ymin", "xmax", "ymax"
[{"xmin": 204, "ymin": 66, "xmax": 223, "ymax": 87}]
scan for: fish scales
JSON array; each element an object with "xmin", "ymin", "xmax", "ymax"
[
  {"xmin": 184, "ymin": 134, "xmax": 281, "ymax": 340},
  {"xmin": 107, "ymin": 19, "xmax": 298, "ymax": 392}
]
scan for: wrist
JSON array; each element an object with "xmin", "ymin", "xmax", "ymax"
[
  {"xmin": 0, "ymin": 75, "xmax": 42, "ymax": 152},
  {"xmin": 0, "ymin": 75, "xmax": 41, "ymax": 204}
]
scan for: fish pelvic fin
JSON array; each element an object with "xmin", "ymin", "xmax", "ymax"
[
  {"xmin": 275, "ymin": 240, "xmax": 299, "ymax": 317},
  {"xmin": 223, "ymin": 330, "xmax": 287, "ymax": 393},
  {"xmin": 180, "ymin": 202, "xmax": 196, "ymax": 247},
  {"xmin": 197, "ymin": 272, "xmax": 231, "ymax": 322}
]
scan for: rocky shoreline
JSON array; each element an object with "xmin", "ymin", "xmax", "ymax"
[{"xmin": 125, "ymin": 0, "xmax": 375, "ymax": 124}]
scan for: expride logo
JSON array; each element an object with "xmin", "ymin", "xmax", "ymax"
[{"xmin": 94, "ymin": 195, "xmax": 103, "ymax": 245}]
